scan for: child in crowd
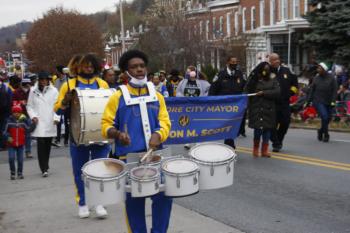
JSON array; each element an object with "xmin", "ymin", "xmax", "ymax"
[{"xmin": 3, "ymin": 105, "xmax": 35, "ymax": 180}]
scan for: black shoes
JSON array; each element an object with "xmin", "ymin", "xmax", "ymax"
[
  {"xmin": 323, "ymin": 133, "xmax": 330, "ymax": 142},
  {"xmin": 272, "ymin": 144, "xmax": 282, "ymax": 152},
  {"xmin": 317, "ymin": 130, "xmax": 323, "ymax": 141},
  {"xmin": 318, "ymin": 130, "xmax": 329, "ymax": 142}
]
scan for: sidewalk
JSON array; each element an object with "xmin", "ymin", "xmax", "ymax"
[{"xmin": 0, "ymin": 151, "xmax": 243, "ymax": 233}]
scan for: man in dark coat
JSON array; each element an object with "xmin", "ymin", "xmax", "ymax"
[
  {"xmin": 269, "ymin": 53, "xmax": 298, "ymax": 152},
  {"xmin": 209, "ymin": 56, "xmax": 246, "ymax": 149}
]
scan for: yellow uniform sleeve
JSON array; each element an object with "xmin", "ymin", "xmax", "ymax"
[
  {"xmin": 155, "ymin": 92, "xmax": 171, "ymax": 143},
  {"xmin": 101, "ymin": 90, "xmax": 122, "ymax": 139},
  {"xmin": 54, "ymin": 81, "xmax": 71, "ymax": 112},
  {"xmin": 96, "ymin": 78, "xmax": 110, "ymax": 89}
]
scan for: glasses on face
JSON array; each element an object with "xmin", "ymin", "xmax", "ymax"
[{"xmin": 128, "ymin": 63, "xmax": 146, "ymax": 69}]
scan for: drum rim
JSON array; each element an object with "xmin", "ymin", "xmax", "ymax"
[
  {"xmin": 189, "ymin": 142, "xmax": 237, "ymax": 164},
  {"xmin": 70, "ymin": 88, "xmax": 83, "ymax": 145},
  {"xmin": 144, "ymin": 154, "xmax": 162, "ymax": 166},
  {"xmin": 82, "ymin": 158, "xmax": 127, "ymax": 180},
  {"xmin": 162, "ymin": 158, "xmax": 199, "ymax": 177},
  {"xmin": 130, "ymin": 166, "xmax": 160, "ymax": 182}
]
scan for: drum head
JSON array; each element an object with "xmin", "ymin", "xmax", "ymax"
[
  {"xmin": 82, "ymin": 159, "xmax": 125, "ymax": 178},
  {"xmin": 131, "ymin": 166, "xmax": 158, "ymax": 179},
  {"xmin": 70, "ymin": 89, "xmax": 81, "ymax": 144},
  {"xmin": 190, "ymin": 143, "xmax": 234, "ymax": 162},
  {"xmin": 163, "ymin": 159, "xmax": 198, "ymax": 174}
]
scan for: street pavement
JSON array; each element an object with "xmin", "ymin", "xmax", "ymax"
[
  {"xmin": 0, "ymin": 143, "xmax": 242, "ymax": 233},
  {"xmin": 175, "ymin": 128, "xmax": 350, "ymax": 233},
  {"xmin": 0, "ymin": 128, "xmax": 349, "ymax": 233}
]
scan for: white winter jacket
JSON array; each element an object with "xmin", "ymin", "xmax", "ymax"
[{"xmin": 27, "ymin": 83, "xmax": 60, "ymax": 137}]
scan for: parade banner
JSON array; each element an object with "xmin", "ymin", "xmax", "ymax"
[{"xmin": 164, "ymin": 95, "xmax": 248, "ymax": 144}]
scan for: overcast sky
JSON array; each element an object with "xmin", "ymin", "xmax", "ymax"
[{"xmin": 0, "ymin": 0, "xmax": 128, "ymax": 28}]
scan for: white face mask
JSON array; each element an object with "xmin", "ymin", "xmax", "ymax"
[{"xmin": 127, "ymin": 71, "xmax": 147, "ymax": 87}]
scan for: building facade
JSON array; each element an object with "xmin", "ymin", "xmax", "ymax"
[{"xmin": 172, "ymin": 0, "xmax": 310, "ymax": 74}]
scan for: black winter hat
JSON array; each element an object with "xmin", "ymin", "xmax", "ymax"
[{"xmin": 38, "ymin": 71, "xmax": 52, "ymax": 79}]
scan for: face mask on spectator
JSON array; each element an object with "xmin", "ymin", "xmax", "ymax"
[{"xmin": 189, "ymin": 71, "xmax": 196, "ymax": 78}]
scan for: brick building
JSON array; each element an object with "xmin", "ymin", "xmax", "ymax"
[{"xmin": 162, "ymin": 0, "xmax": 311, "ymax": 74}]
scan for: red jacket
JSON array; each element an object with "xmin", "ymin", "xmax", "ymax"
[{"xmin": 4, "ymin": 115, "xmax": 29, "ymax": 147}]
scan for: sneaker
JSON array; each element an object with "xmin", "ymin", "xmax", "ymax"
[
  {"xmin": 78, "ymin": 205, "xmax": 90, "ymax": 219},
  {"xmin": 51, "ymin": 141, "xmax": 61, "ymax": 147},
  {"xmin": 240, "ymin": 133, "xmax": 247, "ymax": 137},
  {"xmin": 42, "ymin": 172, "xmax": 48, "ymax": 177},
  {"xmin": 95, "ymin": 205, "xmax": 108, "ymax": 219},
  {"xmin": 17, "ymin": 174, "xmax": 24, "ymax": 179},
  {"xmin": 184, "ymin": 144, "xmax": 191, "ymax": 150},
  {"xmin": 25, "ymin": 152, "xmax": 33, "ymax": 158},
  {"xmin": 10, "ymin": 174, "xmax": 16, "ymax": 180}
]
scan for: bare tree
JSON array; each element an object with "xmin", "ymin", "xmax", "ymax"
[
  {"xmin": 137, "ymin": 1, "xmax": 209, "ymax": 72},
  {"xmin": 24, "ymin": 7, "xmax": 104, "ymax": 73}
]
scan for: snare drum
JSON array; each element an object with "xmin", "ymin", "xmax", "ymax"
[
  {"xmin": 82, "ymin": 158, "xmax": 127, "ymax": 206},
  {"xmin": 70, "ymin": 88, "xmax": 116, "ymax": 145},
  {"xmin": 162, "ymin": 158, "xmax": 199, "ymax": 197},
  {"xmin": 130, "ymin": 166, "xmax": 160, "ymax": 198},
  {"xmin": 189, "ymin": 143, "xmax": 236, "ymax": 190}
]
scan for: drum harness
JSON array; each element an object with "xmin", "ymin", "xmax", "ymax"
[{"xmin": 119, "ymin": 82, "xmax": 158, "ymax": 151}]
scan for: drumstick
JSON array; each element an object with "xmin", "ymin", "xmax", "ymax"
[
  {"xmin": 140, "ymin": 149, "xmax": 154, "ymax": 179},
  {"xmin": 124, "ymin": 123, "xmax": 128, "ymax": 135},
  {"xmin": 140, "ymin": 148, "xmax": 153, "ymax": 164}
]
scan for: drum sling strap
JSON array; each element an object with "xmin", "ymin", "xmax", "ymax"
[{"xmin": 119, "ymin": 82, "xmax": 158, "ymax": 150}]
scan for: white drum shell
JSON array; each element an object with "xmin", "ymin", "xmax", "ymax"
[
  {"xmin": 82, "ymin": 158, "xmax": 127, "ymax": 207},
  {"xmin": 84, "ymin": 175, "xmax": 126, "ymax": 206},
  {"xmin": 130, "ymin": 167, "xmax": 160, "ymax": 198},
  {"xmin": 162, "ymin": 159, "xmax": 199, "ymax": 197},
  {"xmin": 189, "ymin": 143, "xmax": 236, "ymax": 190},
  {"xmin": 196, "ymin": 160, "xmax": 234, "ymax": 190},
  {"xmin": 71, "ymin": 88, "xmax": 116, "ymax": 145}
]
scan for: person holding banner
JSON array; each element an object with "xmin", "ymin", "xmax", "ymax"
[
  {"xmin": 101, "ymin": 49, "xmax": 172, "ymax": 233},
  {"xmin": 176, "ymin": 66, "xmax": 210, "ymax": 149},
  {"xmin": 245, "ymin": 62, "xmax": 280, "ymax": 157},
  {"xmin": 209, "ymin": 56, "xmax": 246, "ymax": 149}
]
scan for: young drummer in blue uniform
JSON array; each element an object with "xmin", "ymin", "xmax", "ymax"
[
  {"xmin": 101, "ymin": 50, "xmax": 172, "ymax": 233},
  {"xmin": 54, "ymin": 54, "xmax": 111, "ymax": 218}
]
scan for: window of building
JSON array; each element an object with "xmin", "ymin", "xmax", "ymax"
[
  {"xmin": 251, "ymin": 7, "xmax": 256, "ymax": 30},
  {"xmin": 234, "ymin": 12, "xmax": 239, "ymax": 36},
  {"xmin": 304, "ymin": 0, "xmax": 308, "ymax": 14},
  {"xmin": 206, "ymin": 20, "xmax": 210, "ymax": 40},
  {"xmin": 199, "ymin": 20, "xmax": 203, "ymax": 35},
  {"xmin": 260, "ymin": 0, "xmax": 265, "ymax": 26},
  {"xmin": 242, "ymin": 7, "xmax": 246, "ymax": 32},
  {"xmin": 270, "ymin": 0, "xmax": 275, "ymax": 25},
  {"xmin": 219, "ymin": 16, "xmax": 224, "ymax": 35},
  {"xmin": 280, "ymin": 0, "xmax": 288, "ymax": 21},
  {"xmin": 293, "ymin": 0, "xmax": 300, "ymax": 18},
  {"xmin": 213, "ymin": 17, "xmax": 216, "ymax": 39},
  {"xmin": 226, "ymin": 13, "xmax": 231, "ymax": 37}
]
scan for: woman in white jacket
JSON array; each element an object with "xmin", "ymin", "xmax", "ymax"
[{"xmin": 27, "ymin": 71, "xmax": 60, "ymax": 177}]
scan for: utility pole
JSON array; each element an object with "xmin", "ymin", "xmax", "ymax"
[{"xmin": 119, "ymin": 0, "xmax": 126, "ymax": 53}]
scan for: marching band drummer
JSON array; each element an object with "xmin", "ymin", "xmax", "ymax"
[
  {"xmin": 101, "ymin": 50, "xmax": 172, "ymax": 233},
  {"xmin": 54, "ymin": 54, "xmax": 111, "ymax": 219}
]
